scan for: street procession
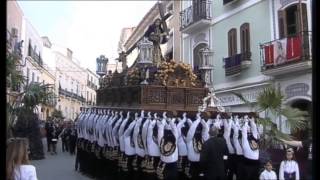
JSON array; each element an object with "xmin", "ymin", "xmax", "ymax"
[{"xmin": 6, "ymin": 0, "xmax": 313, "ymax": 180}]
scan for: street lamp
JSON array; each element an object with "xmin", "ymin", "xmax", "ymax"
[
  {"xmin": 96, "ymin": 55, "xmax": 108, "ymax": 77},
  {"xmin": 199, "ymin": 47, "xmax": 214, "ymax": 88},
  {"xmin": 137, "ymin": 37, "xmax": 153, "ymax": 85},
  {"xmin": 96, "ymin": 55, "xmax": 108, "ymax": 88}
]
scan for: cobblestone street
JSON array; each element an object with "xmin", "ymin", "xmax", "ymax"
[{"xmin": 31, "ymin": 138, "xmax": 92, "ymax": 180}]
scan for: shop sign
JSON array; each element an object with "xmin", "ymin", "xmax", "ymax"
[{"xmin": 217, "ymin": 87, "xmax": 265, "ymax": 106}]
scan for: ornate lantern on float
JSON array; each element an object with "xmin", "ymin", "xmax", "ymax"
[
  {"xmin": 199, "ymin": 47, "xmax": 214, "ymax": 88},
  {"xmin": 137, "ymin": 37, "xmax": 153, "ymax": 85},
  {"xmin": 96, "ymin": 55, "xmax": 108, "ymax": 88}
]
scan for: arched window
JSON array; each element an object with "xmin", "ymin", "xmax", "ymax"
[
  {"xmin": 278, "ymin": 3, "xmax": 308, "ymax": 38},
  {"xmin": 240, "ymin": 23, "xmax": 250, "ymax": 54},
  {"xmin": 228, "ymin": 28, "xmax": 237, "ymax": 57}
]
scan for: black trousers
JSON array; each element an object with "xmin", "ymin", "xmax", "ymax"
[
  {"xmin": 142, "ymin": 156, "xmax": 160, "ymax": 180},
  {"xmin": 62, "ymin": 139, "xmax": 68, "ymax": 152},
  {"xmin": 235, "ymin": 155, "xmax": 245, "ymax": 180},
  {"xmin": 242, "ymin": 157, "xmax": 260, "ymax": 180},
  {"xmin": 132, "ymin": 155, "xmax": 144, "ymax": 180},
  {"xmin": 189, "ymin": 161, "xmax": 205, "ymax": 180},
  {"xmin": 226, "ymin": 154, "xmax": 237, "ymax": 180},
  {"xmin": 177, "ymin": 156, "xmax": 188, "ymax": 180},
  {"xmin": 46, "ymin": 137, "xmax": 52, "ymax": 152},
  {"xmin": 157, "ymin": 161, "xmax": 178, "ymax": 180}
]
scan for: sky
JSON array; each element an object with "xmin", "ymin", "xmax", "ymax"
[{"xmin": 17, "ymin": 1, "xmax": 157, "ymax": 72}]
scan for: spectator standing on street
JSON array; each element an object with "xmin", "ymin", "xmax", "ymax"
[
  {"xmin": 279, "ymin": 148, "xmax": 300, "ymax": 180},
  {"xmin": 69, "ymin": 123, "xmax": 78, "ymax": 155},
  {"xmin": 200, "ymin": 126, "xmax": 228, "ymax": 180},
  {"xmin": 59, "ymin": 123, "xmax": 70, "ymax": 152},
  {"xmin": 49, "ymin": 122, "xmax": 59, "ymax": 155},
  {"xmin": 259, "ymin": 160, "xmax": 277, "ymax": 180},
  {"xmin": 45, "ymin": 120, "xmax": 53, "ymax": 153},
  {"xmin": 6, "ymin": 137, "xmax": 38, "ymax": 180}
]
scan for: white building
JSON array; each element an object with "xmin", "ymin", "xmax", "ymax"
[{"xmin": 85, "ymin": 68, "xmax": 99, "ymax": 106}]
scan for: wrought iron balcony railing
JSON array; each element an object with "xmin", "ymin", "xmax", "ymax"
[
  {"xmin": 28, "ymin": 45, "xmax": 43, "ymax": 66},
  {"xmin": 180, "ymin": 0, "xmax": 212, "ymax": 32},
  {"xmin": 260, "ymin": 31, "xmax": 312, "ymax": 73},
  {"xmin": 59, "ymin": 88, "xmax": 86, "ymax": 102},
  {"xmin": 223, "ymin": 51, "xmax": 252, "ymax": 76},
  {"xmin": 87, "ymin": 80, "xmax": 97, "ymax": 90}
]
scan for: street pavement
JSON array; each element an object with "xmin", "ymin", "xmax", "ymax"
[{"xmin": 31, "ymin": 138, "xmax": 92, "ymax": 180}]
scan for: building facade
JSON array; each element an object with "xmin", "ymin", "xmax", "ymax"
[
  {"xmin": 6, "ymin": 0, "xmax": 24, "ymax": 102},
  {"xmin": 121, "ymin": 0, "xmax": 182, "ymax": 68},
  {"xmin": 21, "ymin": 16, "xmax": 56, "ymax": 121},
  {"xmin": 179, "ymin": 0, "xmax": 312, "ymax": 135},
  {"xmin": 85, "ymin": 68, "xmax": 99, "ymax": 106},
  {"xmin": 54, "ymin": 47, "xmax": 87, "ymax": 121},
  {"xmin": 260, "ymin": 0, "xmax": 312, "ymax": 136}
]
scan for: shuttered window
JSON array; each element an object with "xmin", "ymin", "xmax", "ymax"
[
  {"xmin": 240, "ymin": 23, "xmax": 250, "ymax": 54},
  {"xmin": 278, "ymin": 3, "xmax": 308, "ymax": 38},
  {"xmin": 228, "ymin": 28, "xmax": 237, "ymax": 57}
]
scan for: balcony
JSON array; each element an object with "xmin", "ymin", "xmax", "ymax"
[
  {"xmin": 59, "ymin": 88, "xmax": 86, "ymax": 102},
  {"xmin": 223, "ymin": 52, "xmax": 252, "ymax": 76},
  {"xmin": 28, "ymin": 45, "xmax": 43, "ymax": 66},
  {"xmin": 87, "ymin": 80, "xmax": 97, "ymax": 90},
  {"xmin": 260, "ymin": 31, "xmax": 312, "ymax": 76},
  {"xmin": 180, "ymin": 0, "xmax": 212, "ymax": 34}
]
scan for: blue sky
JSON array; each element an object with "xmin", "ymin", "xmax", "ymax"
[{"xmin": 17, "ymin": 1, "xmax": 157, "ymax": 72}]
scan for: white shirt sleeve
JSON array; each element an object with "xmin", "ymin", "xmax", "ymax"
[
  {"xmin": 279, "ymin": 161, "xmax": 285, "ymax": 180},
  {"xmin": 157, "ymin": 119, "xmax": 165, "ymax": 145},
  {"xmin": 201, "ymin": 119, "xmax": 209, "ymax": 141},
  {"xmin": 169, "ymin": 119, "xmax": 178, "ymax": 139},
  {"xmin": 295, "ymin": 161, "xmax": 300, "ymax": 180},
  {"xmin": 142, "ymin": 119, "xmax": 150, "ymax": 151},
  {"xmin": 177, "ymin": 118, "xmax": 186, "ymax": 137},
  {"xmin": 124, "ymin": 121, "xmax": 136, "ymax": 137},
  {"xmin": 186, "ymin": 119, "xmax": 200, "ymax": 143}
]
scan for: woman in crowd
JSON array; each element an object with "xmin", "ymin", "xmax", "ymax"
[{"xmin": 6, "ymin": 137, "xmax": 38, "ymax": 180}]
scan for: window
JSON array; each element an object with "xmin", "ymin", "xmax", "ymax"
[
  {"xmin": 228, "ymin": 28, "xmax": 237, "ymax": 57},
  {"xmin": 278, "ymin": 3, "xmax": 308, "ymax": 38},
  {"xmin": 223, "ymin": 0, "xmax": 236, "ymax": 5},
  {"xmin": 26, "ymin": 68, "xmax": 30, "ymax": 84},
  {"xmin": 167, "ymin": 3, "xmax": 173, "ymax": 13},
  {"xmin": 240, "ymin": 23, "xmax": 250, "ymax": 55},
  {"xmin": 37, "ymin": 76, "xmax": 39, "ymax": 82},
  {"xmin": 65, "ymin": 107, "xmax": 68, "ymax": 118},
  {"xmin": 43, "ymin": 80, "xmax": 45, "ymax": 85},
  {"xmin": 32, "ymin": 72, "xmax": 35, "ymax": 82}
]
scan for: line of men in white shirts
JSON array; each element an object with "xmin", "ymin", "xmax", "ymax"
[{"xmin": 75, "ymin": 108, "xmax": 299, "ymax": 180}]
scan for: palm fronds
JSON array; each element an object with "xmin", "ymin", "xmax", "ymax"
[
  {"xmin": 256, "ymin": 87, "xmax": 284, "ymax": 112},
  {"xmin": 233, "ymin": 86, "xmax": 308, "ymax": 149},
  {"xmin": 281, "ymin": 107, "xmax": 308, "ymax": 132}
]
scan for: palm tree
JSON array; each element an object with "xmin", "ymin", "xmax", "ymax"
[
  {"xmin": 233, "ymin": 86, "xmax": 308, "ymax": 149},
  {"xmin": 9, "ymin": 82, "xmax": 56, "ymax": 160}
]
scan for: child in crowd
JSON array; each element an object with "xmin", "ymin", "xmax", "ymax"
[
  {"xmin": 279, "ymin": 148, "xmax": 300, "ymax": 180},
  {"xmin": 6, "ymin": 138, "xmax": 38, "ymax": 180},
  {"xmin": 259, "ymin": 160, "xmax": 277, "ymax": 180}
]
